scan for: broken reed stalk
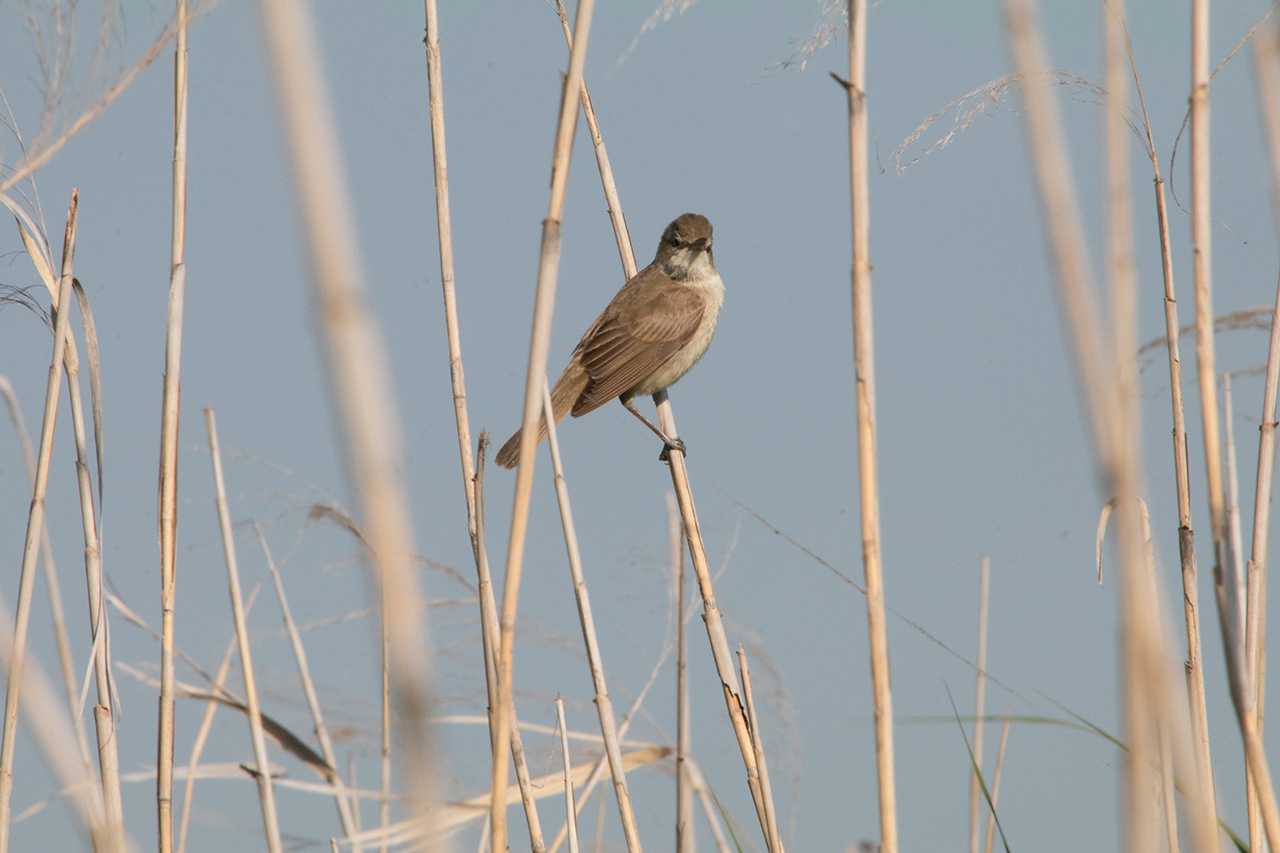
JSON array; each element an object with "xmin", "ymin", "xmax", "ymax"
[
  {"xmin": 0, "ymin": 590, "xmax": 109, "ymax": 849},
  {"xmin": 982, "ymin": 722, "xmax": 1011, "ymax": 853},
  {"xmin": 259, "ymin": 0, "xmax": 439, "ymax": 830},
  {"xmin": 840, "ymin": 2, "xmax": 899, "ymax": 849},
  {"xmin": 671, "ymin": 497, "xmax": 693, "ymax": 853},
  {"xmin": 1003, "ymin": 0, "xmax": 1218, "ymax": 849},
  {"xmin": 556, "ymin": 697, "xmax": 580, "ymax": 853},
  {"xmin": 541, "ymin": 382, "xmax": 643, "ymax": 850},
  {"xmin": 489, "ymin": 1, "xmax": 596, "ymax": 848},
  {"xmin": 1247, "ymin": 27, "xmax": 1280, "ymax": 852},
  {"xmin": 175, "ymin": 584, "xmax": 263, "ymax": 853},
  {"xmin": 552, "ymin": 7, "xmax": 772, "ymax": 843},
  {"xmin": 0, "ymin": 190, "xmax": 89, "ymax": 853},
  {"xmin": 968, "ymin": 558, "xmax": 990, "ymax": 853},
  {"xmin": 1125, "ymin": 25, "xmax": 1218, "ymax": 824},
  {"xmin": 738, "ymin": 646, "xmax": 783, "ymax": 853},
  {"xmin": 257, "ymin": 526, "xmax": 358, "ymax": 843},
  {"xmin": 205, "ymin": 409, "xmax": 283, "ymax": 853},
  {"xmin": 0, "ymin": 378, "xmax": 88, "ymax": 765},
  {"xmin": 420, "ymin": 3, "xmax": 544, "ymax": 847},
  {"xmin": 156, "ymin": 2, "xmax": 190, "ymax": 848}
]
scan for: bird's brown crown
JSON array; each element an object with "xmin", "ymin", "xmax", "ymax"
[{"xmin": 660, "ymin": 213, "xmax": 713, "ymax": 251}]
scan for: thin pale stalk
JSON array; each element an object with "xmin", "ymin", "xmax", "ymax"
[
  {"xmin": 205, "ymin": 408, "xmax": 283, "ymax": 853},
  {"xmin": 1125, "ymin": 26, "xmax": 1218, "ymax": 824},
  {"xmin": 1223, "ymin": 374, "xmax": 1247, "ymax": 635},
  {"xmin": 982, "ymin": 722, "xmax": 1011, "ymax": 853},
  {"xmin": 686, "ymin": 760, "xmax": 733, "ymax": 853},
  {"xmin": 542, "ymin": 383, "xmax": 642, "ymax": 852},
  {"xmin": 737, "ymin": 647, "xmax": 783, "ymax": 853},
  {"xmin": 156, "ymin": 3, "xmax": 190, "ymax": 848},
  {"xmin": 380, "ymin": 585, "xmax": 390, "ymax": 853},
  {"xmin": 259, "ymin": 0, "xmax": 440, "ymax": 831},
  {"xmin": 176, "ymin": 585, "xmax": 262, "ymax": 853},
  {"xmin": 0, "ymin": 190, "xmax": 80, "ymax": 853},
  {"xmin": 490, "ymin": 1, "xmax": 596, "ymax": 848},
  {"xmin": 842, "ymin": 2, "xmax": 898, "ymax": 848},
  {"xmin": 0, "ymin": 377, "xmax": 89, "ymax": 765},
  {"xmin": 550, "ymin": 5, "xmax": 770, "ymax": 838},
  {"xmin": 556, "ymin": 697, "xmax": 580, "ymax": 853},
  {"xmin": 968, "ymin": 558, "xmax": 990, "ymax": 853},
  {"xmin": 257, "ymin": 526, "xmax": 358, "ymax": 844},
  {"xmin": 1158, "ymin": 721, "xmax": 1182, "ymax": 853},
  {"xmin": 672, "ymin": 497, "xmax": 693, "ymax": 853},
  {"xmin": 593, "ymin": 800, "xmax": 605, "ymax": 853}
]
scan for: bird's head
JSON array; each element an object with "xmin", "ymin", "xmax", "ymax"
[{"xmin": 655, "ymin": 213, "xmax": 715, "ymax": 280}]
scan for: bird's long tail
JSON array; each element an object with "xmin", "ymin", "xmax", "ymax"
[{"xmin": 494, "ymin": 362, "xmax": 589, "ymax": 469}]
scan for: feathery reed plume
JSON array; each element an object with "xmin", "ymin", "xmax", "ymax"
[
  {"xmin": 552, "ymin": 3, "xmax": 774, "ymax": 842},
  {"xmin": 836, "ymin": 2, "xmax": 898, "ymax": 848},
  {"xmin": 258, "ymin": 0, "xmax": 441, "ymax": 835},
  {"xmin": 156, "ymin": 3, "xmax": 189, "ymax": 848},
  {"xmin": 489, "ymin": 1, "xmax": 596, "ymax": 848},
  {"xmin": 542, "ymin": 381, "xmax": 642, "ymax": 850},
  {"xmin": 205, "ymin": 409, "xmax": 283, "ymax": 853},
  {"xmin": 420, "ymin": 4, "xmax": 545, "ymax": 847},
  {"xmin": 556, "ymin": 697, "xmax": 581, "ymax": 853},
  {"xmin": 1123, "ymin": 26, "xmax": 1218, "ymax": 827},
  {"xmin": 968, "ymin": 558, "xmax": 990, "ymax": 853}
]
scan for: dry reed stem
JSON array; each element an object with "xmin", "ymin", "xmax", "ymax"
[
  {"xmin": 968, "ymin": 558, "xmax": 990, "ymax": 853},
  {"xmin": 205, "ymin": 409, "xmax": 283, "ymax": 853},
  {"xmin": 982, "ymin": 721, "xmax": 1011, "ymax": 853},
  {"xmin": 175, "ymin": 584, "xmax": 262, "ymax": 853},
  {"xmin": 156, "ymin": 3, "xmax": 189, "ymax": 848},
  {"xmin": 1247, "ymin": 28, "xmax": 1280, "ymax": 851},
  {"xmin": 840, "ymin": 2, "xmax": 898, "ymax": 848},
  {"xmin": 1125, "ymin": 27, "xmax": 1218, "ymax": 826},
  {"xmin": 1224, "ymin": 375, "xmax": 1248, "ymax": 636},
  {"xmin": 737, "ymin": 647, "xmax": 783, "ymax": 853},
  {"xmin": 542, "ymin": 382, "xmax": 643, "ymax": 851},
  {"xmin": 419, "ymin": 2, "xmax": 549, "ymax": 831},
  {"xmin": 556, "ymin": 697, "xmax": 580, "ymax": 853},
  {"xmin": 0, "ymin": 376, "xmax": 89, "ymax": 765},
  {"xmin": 258, "ymin": 0, "xmax": 440, "ymax": 832},
  {"xmin": 672, "ymin": 497, "xmax": 693, "ymax": 853},
  {"xmin": 490, "ymin": 1, "xmax": 596, "ymax": 848},
  {"xmin": 257, "ymin": 526, "xmax": 359, "ymax": 844},
  {"xmin": 551, "ymin": 5, "xmax": 771, "ymax": 842},
  {"xmin": 0, "ymin": 591, "xmax": 109, "ymax": 849},
  {"xmin": 1157, "ymin": 721, "xmax": 1181, "ymax": 853},
  {"xmin": 685, "ymin": 759, "xmax": 733, "ymax": 853},
  {"xmin": 379, "ymin": 584, "xmax": 390, "ymax": 853},
  {"xmin": 0, "ymin": 189, "xmax": 86, "ymax": 852}
]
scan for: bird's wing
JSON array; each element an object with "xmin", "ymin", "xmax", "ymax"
[{"xmin": 571, "ymin": 271, "xmax": 705, "ymax": 417}]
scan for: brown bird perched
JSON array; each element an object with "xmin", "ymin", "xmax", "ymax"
[{"xmin": 496, "ymin": 213, "xmax": 724, "ymax": 469}]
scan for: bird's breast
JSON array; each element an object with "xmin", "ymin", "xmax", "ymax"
[{"xmin": 633, "ymin": 272, "xmax": 724, "ymax": 395}]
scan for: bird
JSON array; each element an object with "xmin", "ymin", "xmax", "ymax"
[{"xmin": 495, "ymin": 212, "xmax": 724, "ymax": 469}]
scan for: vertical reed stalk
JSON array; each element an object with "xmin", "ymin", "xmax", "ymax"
[
  {"xmin": 489, "ymin": 1, "xmax": 596, "ymax": 848},
  {"xmin": 982, "ymin": 722, "xmax": 1011, "ymax": 853},
  {"xmin": 840, "ymin": 2, "xmax": 898, "ymax": 848},
  {"xmin": 379, "ymin": 587, "xmax": 390, "ymax": 853},
  {"xmin": 672, "ymin": 498, "xmax": 693, "ymax": 853},
  {"xmin": 1223, "ymin": 374, "xmax": 1248, "ymax": 635},
  {"xmin": 156, "ymin": 3, "xmax": 190, "ymax": 847},
  {"xmin": 556, "ymin": 697, "xmax": 580, "ymax": 853},
  {"xmin": 205, "ymin": 409, "xmax": 283, "ymax": 853},
  {"xmin": 968, "ymin": 558, "xmax": 990, "ymax": 853},
  {"xmin": 259, "ymin": 0, "xmax": 440, "ymax": 830},
  {"xmin": 542, "ymin": 383, "xmax": 643, "ymax": 851},
  {"xmin": 0, "ymin": 190, "xmax": 80, "ymax": 853},
  {"xmin": 1125, "ymin": 29, "xmax": 1218, "ymax": 824},
  {"xmin": 738, "ymin": 647, "xmax": 783, "ymax": 853},
  {"xmin": 552, "ymin": 7, "xmax": 772, "ymax": 842},
  {"xmin": 419, "ymin": 5, "xmax": 546, "ymax": 846}
]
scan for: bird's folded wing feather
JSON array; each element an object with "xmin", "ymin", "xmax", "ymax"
[{"xmin": 571, "ymin": 276, "xmax": 705, "ymax": 416}]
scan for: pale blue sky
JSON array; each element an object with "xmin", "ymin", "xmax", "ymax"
[{"xmin": 2, "ymin": 1, "xmax": 1280, "ymax": 850}]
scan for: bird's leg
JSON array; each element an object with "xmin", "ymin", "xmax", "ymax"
[{"xmin": 620, "ymin": 396, "xmax": 686, "ymax": 461}]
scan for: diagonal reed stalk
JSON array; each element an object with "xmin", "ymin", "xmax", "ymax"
[
  {"xmin": 542, "ymin": 382, "xmax": 643, "ymax": 850},
  {"xmin": 738, "ymin": 646, "xmax": 783, "ymax": 853},
  {"xmin": 552, "ymin": 4, "xmax": 774, "ymax": 843},
  {"xmin": 258, "ymin": 0, "xmax": 441, "ymax": 834},
  {"xmin": 671, "ymin": 497, "xmax": 693, "ymax": 853},
  {"xmin": 839, "ymin": 2, "xmax": 899, "ymax": 848},
  {"xmin": 556, "ymin": 697, "xmax": 580, "ymax": 853},
  {"xmin": 1123, "ymin": 26, "xmax": 1219, "ymax": 831},
  {"xmin": 257, "ymin": 525, "xmax": 358, "ymax": 845},
  {"xmin": 489, "ymin": 1, "xmax": 596, "ymax": 849},
  {"xmin": 968, "ymin": 558, "xmax": 990, "ymax": 853},
  {"xmin": 205, "ymin": 409, "xmax": 283, "ymax": 853},
  {"xmin": 420, "ymin": 2, "xmax": 545, "ymax": 847},
  {"xmin": 156, "ymin": 2, "xmax": 189, "ymax": 848}
]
